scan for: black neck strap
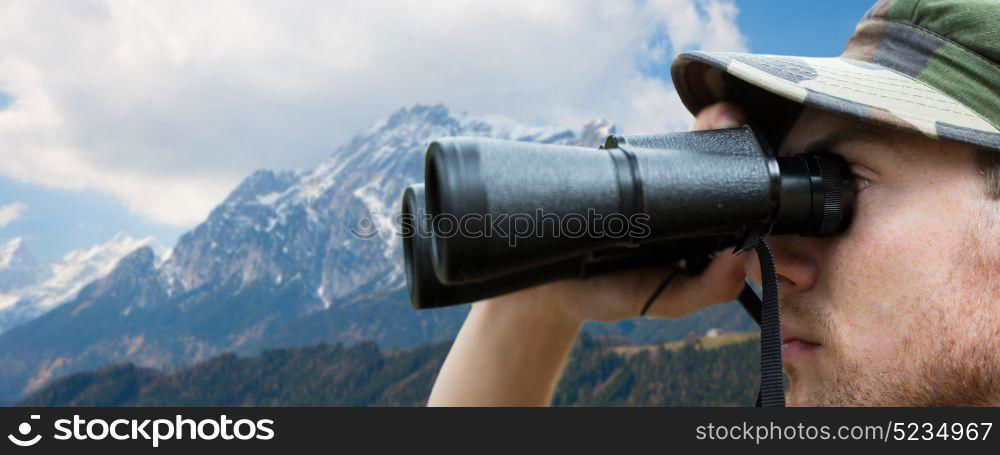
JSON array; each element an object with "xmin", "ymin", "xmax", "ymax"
[{"xmin": 753, "ymin": 239, "xmax": 785, "ymax": 407}]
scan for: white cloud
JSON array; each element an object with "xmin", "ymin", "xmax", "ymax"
[
  {"xmin": 0, "ymin": 203, "xmax": 27, "ymax": 228},
  {"xmin": 0, "ymin": 0, "xmax": 746, "ymax": 227}
]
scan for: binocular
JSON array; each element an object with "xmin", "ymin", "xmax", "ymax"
[{"xmin": 402, "ymin": 125, "xmax": 855, "ymax": 310}]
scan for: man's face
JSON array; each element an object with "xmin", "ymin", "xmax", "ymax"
[{"xmin": 748, "ymin": 108, "xmax": 1000, "ymax": 406}]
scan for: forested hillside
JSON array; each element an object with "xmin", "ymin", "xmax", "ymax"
[{"xmin": 22, "ymin": 333, "xmax": 759, "ymax": 407}]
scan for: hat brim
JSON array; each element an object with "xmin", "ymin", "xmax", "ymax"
[{"xmin": 671, "ymin": 51, "xmax": 1000, "ymax": 151}]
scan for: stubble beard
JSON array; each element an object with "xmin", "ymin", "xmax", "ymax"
[{"xmin": 786, "ymin": 275, "xmax": 999, "ymax": 407}]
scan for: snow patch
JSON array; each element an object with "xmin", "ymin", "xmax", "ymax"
[
  {"xmin": 0, "ymin": 233, "xmax": 164, "ymax": 330},
  {"xmin": 256, "ymin": 191, "xmax": 282, "ymax": 206}
]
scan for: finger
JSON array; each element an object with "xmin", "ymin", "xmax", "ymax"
[
  {"xmin": 582, "ymin": 263, "xmax": 680, "ymax": 314},
  {"xmin": 691, "ymin": 101, "xmax": 748, "ymax": 132},
  {"xmin": 743, "ymin": 248, "xmax": 762, "ymax": 285},
  {"xmin": 646, "ymin": 251, "xmax": 747, "ymax": 318}
]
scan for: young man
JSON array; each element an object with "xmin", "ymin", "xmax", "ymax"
[{"xmin": 429, "ymin": 0, "xmax": 1000, "ymax": 406}]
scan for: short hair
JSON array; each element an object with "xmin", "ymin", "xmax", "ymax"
[{"xmin": 976, "ymin": 147, "xmax": 1000, "ymax": 199}]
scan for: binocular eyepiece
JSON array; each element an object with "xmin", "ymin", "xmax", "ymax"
[{"xmin": 403, "ymin": 125, "xmax": 854, "ymax": 310}]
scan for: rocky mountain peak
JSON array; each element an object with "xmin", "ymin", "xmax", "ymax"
[
  {"xmin": 384, "ymin": 104, "xmax": 455, "ymax": 130},
  {"xmin": 222, "ymin": 169, "xmax": 302, "ymax": 206},
  {"xmin": 0, "ymin": 238, "xmax": 49, "ymax": 294},
  {"xmin": 109, "ymin": 246, "xmax": 158, "ymax": 277}
]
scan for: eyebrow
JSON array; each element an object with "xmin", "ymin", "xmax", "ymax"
[{"xmin": 794, "ymin": 124, "xmax": 907, "ymax": 162}]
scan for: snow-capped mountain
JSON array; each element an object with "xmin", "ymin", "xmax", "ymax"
[
  {"xmin": 0, "ymin": 105, "xmax": 620, "ymax": 402},
  {"xmin": 0, "ymin": 238, "xmax": 50, "ymax": 294},
  {"xmin": 0, "ymin": 234, "xmax": 162, "ymax": 333}
]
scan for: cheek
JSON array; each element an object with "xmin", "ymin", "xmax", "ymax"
[{"xmin": 821, "ymin": 188, "xmax": 968, "ymax": 356}]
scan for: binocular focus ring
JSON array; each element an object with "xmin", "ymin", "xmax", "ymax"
[
  {"xmin": 798, "ymin": 153, "xmax": 853, "ymax": 237},
  {"xmin": 816, "ymin": 154, "xmax": 848, "ymax": 236}
]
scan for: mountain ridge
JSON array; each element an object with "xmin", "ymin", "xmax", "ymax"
[{"xmin": 0, "ymin": 234, "xmax": 162, "ymax": 333}]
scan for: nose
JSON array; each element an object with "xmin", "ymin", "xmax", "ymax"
[{"xmin": 744, "ymin": 236, "xmax": 818, "ymax": 293}]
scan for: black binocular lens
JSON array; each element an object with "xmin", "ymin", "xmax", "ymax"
[{"xmin": 404, "ymin": 125, "xmax": 854, "ymax": 309}]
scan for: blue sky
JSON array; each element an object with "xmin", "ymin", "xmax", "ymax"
[
  {"xmin": 0, "ymin": 0, "xmax": 876, "ymax": 261},
  {"xmin": 736, "ymin": 0, "xmax": 874, "ymax": 56},
  {"xmin": 0, "ymin": 178, "xmax": 182, "ymax": 260}
]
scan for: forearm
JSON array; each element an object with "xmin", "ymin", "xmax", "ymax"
[{"xmin": 427, "ymin": 290, "xmax": 583, "ymax": 406}]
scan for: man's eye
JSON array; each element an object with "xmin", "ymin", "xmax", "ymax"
[
  {"xmin": 848, "ymin": 163, "xmax": 875, "ymax": 194},
  {"xmin": 854, "ymin": 176, "xmax": 871, "ymax": 193}
]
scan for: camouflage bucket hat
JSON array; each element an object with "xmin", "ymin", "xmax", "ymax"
[{"xmin": 671, "ymin": 0, "xmax": 1000, "ymax": 152}]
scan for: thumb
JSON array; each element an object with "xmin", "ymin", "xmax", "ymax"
[{"xmin": 691, "ymin": 101, "xmax": 747, "ymax": 131}]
